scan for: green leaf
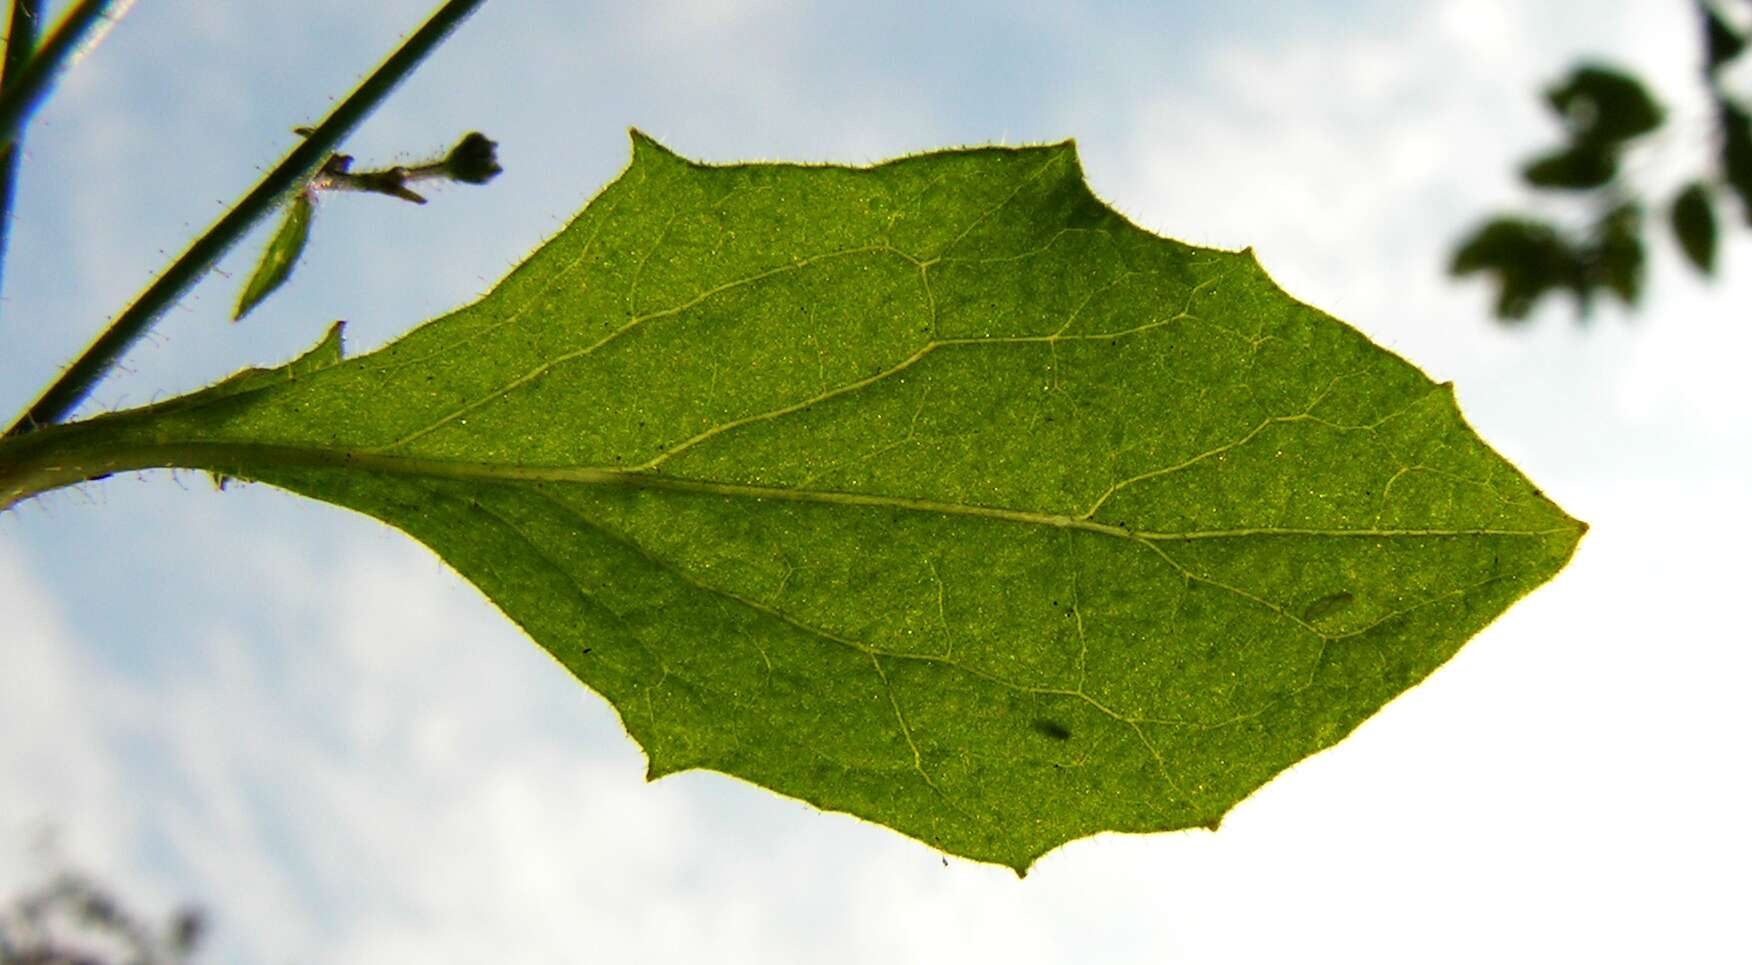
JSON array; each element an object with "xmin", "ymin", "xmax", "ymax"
[
  {"xmin": 234, "ymin": 190, "xmax": 315, "ymax": 321},
  {"xmin": 1544, "ymin": 64, "xmax": 1665, "ymax": 149},
  {"xmin": 1722, "ymin": 101, "xmax": 1752, "ymax": 223},
  {"xmin": 1521, "ymin": 144, "xmax": 1617, "ymax": 190},
  {"xmin": 188, "ymin": 319, "xmax": 345, "ymax": 492},
  {"xmin": 1670, "ymin": 181, "xmax": 1718, "ymax": 275},
  {"xmin": 1703, "ymin": 2, "xmax": 1747, "ymax": 77},
  {"xmin": 1449, "ymin": 216, "xmax": 1586, "ymax": 320},
  {"xmin": 0, "ymin": 133, "xmax": 1586, "ymax": 872},
  {"xmin": 1589, "ymin": 202, "xmax": 1645, "ymax": 308}
]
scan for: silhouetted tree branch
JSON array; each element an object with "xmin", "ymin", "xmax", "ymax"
[
  {"xmin": 0, "ymin": 869, "xmax": 203, "ymax": 965},
  {"xmin": 1451, "ymin": 0, "xmax": 1751, "ymax": 321}
]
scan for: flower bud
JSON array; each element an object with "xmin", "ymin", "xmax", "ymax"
[{"xmin": 445, "ymin": 132, "xmax": 501, "ymax": 184}]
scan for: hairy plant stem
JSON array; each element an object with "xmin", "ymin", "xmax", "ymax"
[
  {"xmin": 0, "ymin": 0, "xmax": 122, "ymax": 154},
  {"xmin": 0, "ymin": 0, "xmax": 40, "ymax": 321},
  {"xmin": 3, "ymin": 0, "xmax": 487, "ymax": 438}
]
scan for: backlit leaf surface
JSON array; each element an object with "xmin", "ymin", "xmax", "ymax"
[
  {"xmin": 5, "ymin": 134, "xmax": 1585, "ymax": 871},
  {"xmin": 234, "ymin": 190, "xmax": 315, "ymax": 320}
]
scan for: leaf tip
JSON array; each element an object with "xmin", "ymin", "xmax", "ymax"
[
  {"xmin": 232, "ymin": 292, "xmax": 268, "ymax": 322},
  {"xmin": 628, "ymin": 128, "xmax": 682, "ymax": 163},
  {"xmin": 233, "ymin": 192, "xmax": 316, "ymax": 321},
  {"xmin": 315, "ymin": 319, "xmax": 347, "ymax": 362},
  {"xmin": 233, "ymin": 289, "xmax": 263, "ymax": 322}
]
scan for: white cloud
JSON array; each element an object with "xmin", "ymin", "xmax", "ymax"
[
  {"xmin": 0, "ymin": 539, "xmax": 191, "ymax": 933},
  {"xmin": 1436, "ymin": 0, "xmax": 1527, "ymax": 67}
]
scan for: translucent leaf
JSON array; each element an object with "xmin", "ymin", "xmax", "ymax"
[
  {"xmin": 233, "ymin": 190, "xmax": 314, "ymax": 321},
  {"xmin": 0, "ymin": 135, "xmax": 1586, "ymax": 872}
]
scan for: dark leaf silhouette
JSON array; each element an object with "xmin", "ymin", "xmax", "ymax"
[
  {"xmin": 1670, "ymin": 181, "xmax": 1718, "ymax": 274},
  {"xmin": 1449, "ymin": 217, "xmax": 1584, "ymax": 320},
  {"xmin": 1521, "ymin": 144, "xmax": 1617, "ymax": 190},
  {"xmin": 1703, "ymin": 2, "xmax": 1747, "ymax": 76},
  {"xmin": 1544, "ymin": 65, "xmax": 1665, "ymax": 148},
  {"xmin": 1722, "ymin": 101, "xmax": 1752, "ymax": 222},
  {"xmin": 0, "ymin": 869, "xmax": 204, "ymax": 964},
  {"xmin": 1452, "ymin": 26, "xmax": 1747, "ymax": 323},
  {"xmin": 1590, "ymin": 202, "xmax": 1645, "ymax": 306}
]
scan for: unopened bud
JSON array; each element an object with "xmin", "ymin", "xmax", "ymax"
[{"xmin": 445, "ymin": 132, "xmax": 502, "ymax": 184}]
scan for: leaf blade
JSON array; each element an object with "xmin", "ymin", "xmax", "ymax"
[
  {"xmin": 233, "ymin": 190, "xmax": 315, "ymax": 321},
  {"xmin": 1704, "ymin": 2, "xmax": 1747, "ymax": 77},
  {"xmin": 1670, "ymin": 181, "xmax": 1718, "ymax": 276},
  {"xmin": 26, "ymin": 134, "xmax": 1586, "ymax": 871}
]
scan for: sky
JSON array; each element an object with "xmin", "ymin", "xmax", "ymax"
[{"xmin": 2, "ymin": 0, "xmax": 1749, "ymax": 962}]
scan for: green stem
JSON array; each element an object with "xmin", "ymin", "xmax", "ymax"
[
  {"xmin": 0, "ymin": 0, "xmax": 40, "ymax": 320},
  {"xmin": 4, "ymin": 0, "xmax": 487, "ymax": 438},
  {"xmin": 0, "ymin": 0, "xmax": 118, "ymax": 154}
]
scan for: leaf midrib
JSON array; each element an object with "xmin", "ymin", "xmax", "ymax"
[{"xmin": 58, "ymin": 439, "xmax": 1573, "ymax": 544}]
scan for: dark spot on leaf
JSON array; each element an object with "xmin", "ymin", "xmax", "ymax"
[
  {"xmin": 1031, "ymin": 718, "xmax": 1072, "ymax": 741},
  {"xmin": 1302, "ymin": 591, "xmax": 1355, "ymax": 623}
]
